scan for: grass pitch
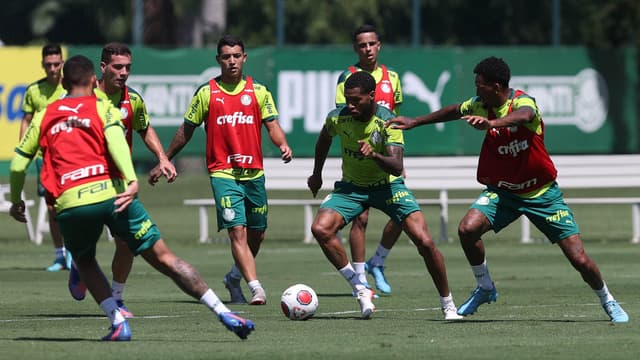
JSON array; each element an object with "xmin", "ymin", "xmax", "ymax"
[{"xmin": 1, "ymin": 175, "xmax": 638, "ymax": 360}]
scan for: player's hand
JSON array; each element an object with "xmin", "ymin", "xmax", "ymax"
[
  {"xmin": 9, "ymin": 200, "xmax": 27, "ymax": 223},
  {"xmin": 307, "ymin": 174, "xmax": 322, "ymax": 198},
  {"xmin": 280, "ymin": 145, "xmax": 293, "ymax": 164},
  {"xmin": 463, "ymin": 115, "xmax": 491, "ymax": 130},
  {"xmin": 358, "ymin": 140, "xmax": 375, "ymax": 159},
  {"xmin": 148, "ymin": 159, "xmax": 177, "ymax": 185},
  {"xmin": 114, "ymin": 181, "xmax": 139, "ymax": 212},
  {"xmin": 386, "ymin": 116, "xmax": 416, "ymax": 130}
]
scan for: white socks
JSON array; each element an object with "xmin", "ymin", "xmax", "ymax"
[
  {"xmin": 339, "ymin": 263, "xmax": 365, "ymax": 291},
  {"xmin": 594, "ymin": 282, "xmax": 615, "ymax": 305},
  {"xmin": 111, "ymin": 280, "xmax": 125, "ymax": 301},
  {"xmin": 247, "ymin": 280, "xmax": 263, "ymax": 293},
  {"xmin": 200, "ymin": 289, "xmax": 230, "ymax": 315},
  {"xmin": 100, "ymin": 297, "xmax": 125, "ymax": 325},
  {"xmin": 471, "ymin": 259, "xmax": 494, "ymax": 290},
  {"xmin": 439, "ymin": 293, "xmax": 455, "ymax": 309},
  {"xmin": 352, "ymin": 262, "xmax": 367, "ymax": 284}
]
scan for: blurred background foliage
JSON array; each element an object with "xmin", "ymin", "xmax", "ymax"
[{"xmin": 0, "ymin": 0, "xmax": 638, "ymax": 48}]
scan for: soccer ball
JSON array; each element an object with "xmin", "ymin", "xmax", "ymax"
[{"xmin": 280, "ymin": 284, "xmax": 319, "ymax": 320}]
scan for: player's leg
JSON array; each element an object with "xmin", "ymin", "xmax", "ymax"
[
  {"xmin": 111, "ymin": 237, "xmax": 135, "ymax": 317},
  {"xmin": 46, "ymin": 203, "xmax": 70, "ymax": 271},
  {"xmin": 366, "ymin": 218, "xmax": 401, "ymax": 294},
  {"xmin": 117, "ymin": 198, "xmax": 255, "ymax": 339},
  {"xmin": 527, "ymin": 185, "xmax": 628, "ymax": 322},
  {"xmin": 57, "ymin": 201, "xmax": 130, "ymax": 341},
  {"xmin": 456, "ymin": 189, "xmax": 515, "ymax": 316},
  {"xmin": 139, "ymin": 238, "xmax": 255, "ymax": 339},
  {"xmin": 556, "ymin": 235, "xmax": 629, "ymax": 322},
  {"xmin": 38, "ymin": 161, "xmax": 69, "ymax": 272},
  {"xmin": 400, "ymin": 210, "xmax": 462, "ymax": 320},
  {"xmin": 311, "ymin": 186, "xmax": 375, "ymax": 318},
  {"xmin": 241, "ymin": 176, "xmax": 268, "ymax": 305},
  {"xmin": 227, "ymin": 225, "xmax": 265, "ymax": 305},
  {"xmin": 246, "ymin": 228, "xmax": 266, "ymax": 304},
  {"xmin": 349, "ymin": 209, "xmax": 369, "ymax": 285},
  {"xmin": 211, "ymin": 177, "xmax": 250, "ymax": 304}
]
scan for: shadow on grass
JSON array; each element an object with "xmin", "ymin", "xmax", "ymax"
[
  {"xmin": 13, "ymin": 337, "xmax": 93, "ymax": 342},
  {"xmin": 2, "ymin": 267, "xmax": 59, "ymax": 271}
]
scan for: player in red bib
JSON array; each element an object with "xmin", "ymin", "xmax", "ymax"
[
  {"xmin": 150, "ymin": 35, "xmax": 292, "ymax": 306},
  {"xmin": 9, "ymin": 55, "xmax": 255, "ymax": 341},
  {"xmin": 387, "ymin": 56, "xmax": 628, "ymax": 323},
  {"xmin": 335, "ymin": 25, "xmax": 404, "ymax": 296}
]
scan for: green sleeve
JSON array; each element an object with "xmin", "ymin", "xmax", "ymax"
[
  {"xmin": 21, "ymin": 85, "xmax": 36, "ymax": 114},
  {"xmin": 9, "ymin": 154, "xmax": 32, "ymax": 203},
  {"xmin": 184, "ymin": 83, "xmax": 210, "ymax": 126},
  {"xmin": 255, "ymin": 83, "xmax": 279, "ymax": 122},
  {"xmin": 129, "ymin": 89, "xmax": 150, "ymax": 132},
  {"xmin": 105, "ymin": 125, "xmax": 137, "ymax": 183}
]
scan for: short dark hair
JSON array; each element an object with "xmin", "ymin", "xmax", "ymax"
[
  {"xmin": 344, "ymin": 71, "xmax": 376, "ymax": 94},
  {"xmin": 101, "ymin": 42, "xmax": 131, "ymax": 64},
  {"xmin": 353, "ymin": 24, "xmax": 379, "ymax": 42},
  {"xmin": 474, "ymin": 56, "xmax": 511, "ymax": 87},
  {"xmin": 42, "ymin": 43, "xmax": 62, "ymax": 58},
  {"xmin": 63, "ymin": 55, "xmax": 95, "ymax": 87},
  {"xmin": 217, "ymin": 35, "xmax": 244, "ymax": 54}
]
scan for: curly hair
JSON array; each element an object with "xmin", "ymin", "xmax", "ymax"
[
  {"xmin": 344, "ymin": 71, "xmax": 376, "ymax": 94},
  {"xmin": 474, "ymin": 56, "xmax": 511, "ymax": 87}
]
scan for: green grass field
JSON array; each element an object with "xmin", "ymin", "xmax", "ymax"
[{"xmin": 1, "ymin": 175, "xmax": 639, "ymax": 360}]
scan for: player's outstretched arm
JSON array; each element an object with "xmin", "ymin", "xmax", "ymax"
[
  {"xmin": 308, "ymin": 126, "xmax": 332, "ymax": 198},
  {"xmin": 387, "ymin": 104, "xmax": 462, "ymax": 130},
  {"xmin": 264, "ymin": 119, "xmax": 292, "ymax": 163},
  {"xmin": 149, "ymin": 123, "xmax": 195, "ymax": 185}
]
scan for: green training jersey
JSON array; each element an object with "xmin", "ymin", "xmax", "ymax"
[
  {"xmin": 184, "ymin": 76, "xmax": 278, "ymax": 126},
  {"xmin": 94, "ymin": 86, "xmax": 150, "ymax": 133},
  {"xmin": 21, "ymin": 78, "xmax": 66, "ymax": 114},
  {"xmin": 325, "ymin": 105, "xmax": 404, "ymax": 187},
  {"xmin": 459, "ymin": 90, "xmax": 542, "ymax": 134}
]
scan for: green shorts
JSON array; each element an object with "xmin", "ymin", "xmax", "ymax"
[
  {"xmin": 56, "ymin": 198, "xmax": 161, "ymax": 258},
  {"xmin": 210, "ymin": 175, "xmax": 268, "ymax": 231},
  {"xmin": 320, "ymin": 178, "xmax": 420, "ymax": 227},
  {"xmin": 470, "ymin": 182, "xmax": 580, "ymax": 243}
]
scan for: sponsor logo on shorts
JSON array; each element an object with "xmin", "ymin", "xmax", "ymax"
[
  {"xmin": 386, "ymin": 190, "xmax": 411, "ymax": 205},
  {"xmin": 546, "ymin": 210, "xmax": 570, "ymax": 223},
  {"xmin": 134, "ymin": 219, "xmax": 153, "ymax": 240},
  {"xmin": 252, "ymin": 204, "xmax": 267, "ymax": 215}
]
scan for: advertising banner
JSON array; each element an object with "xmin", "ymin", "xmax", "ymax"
[
  {"xmin": 2, "ymin": 45, "xmax": 636, "ymax": 170},
  {"xmin": 0, "ymin": 47, "xmax": 49, "ymax": 161}
]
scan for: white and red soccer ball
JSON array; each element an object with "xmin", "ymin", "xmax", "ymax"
[{"xmin": 280, "ymin": 284, "xmax": 319, "ymax": 320}]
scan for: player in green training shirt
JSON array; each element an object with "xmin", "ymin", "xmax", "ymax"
[
  {"xmin": 19, "ymin": 43, "xmax": 70, "ymax": 272},
  {"xmin": 335, "ymin": 24, "xmax": 404, "ymax": 295},
  {"xmin": 9, "ymin": 55, "xmax": 255, "ymax": 341},
  {"xmin": 308, "ymin": 71, "xmax": 463, "ymax": 320}
]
